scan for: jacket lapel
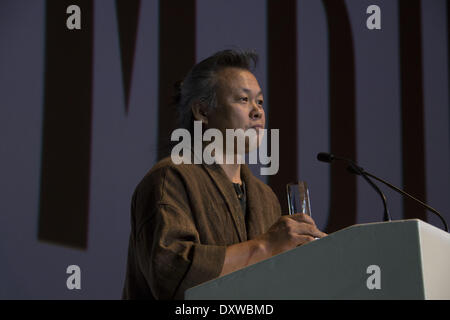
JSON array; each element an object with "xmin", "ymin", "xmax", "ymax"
[
  {"xmin": 241, "ymin": 165, "xmax": 268, "ymax": 238},
  {"xmin": 202, "ymin": 163, "xmax": 247, "ymax": 242}
]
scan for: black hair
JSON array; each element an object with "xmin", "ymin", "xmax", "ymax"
[{"xmin": 173, "ymin": 49, "xmax": 258, "ymax": 133}]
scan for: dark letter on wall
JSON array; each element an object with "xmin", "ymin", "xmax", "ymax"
[
  {"xmin": 157, "ymin": 0, "xmax": 196, "ymax": 160},
  {"xmin": 267, "ymin": 0, "xmax": 298, "ymax": 214},
  {"xmin": 322, "ymin": 0, "xmax": 357, "ymax": 233},
  {"xmin": 116, "ymin": 0, "xmax": 141, "ymax": 113},
  {"xmin": 399, "ymin": 0, "xmax": 427, "ymax": 222},
  {"xmin": 38, "ymin": 0, "xmax": 94, "ymax": 249}
]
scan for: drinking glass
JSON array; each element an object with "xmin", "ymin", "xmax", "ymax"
[{"xmin": 286, "ymin": 181, "xmax": 312, "ymax": 216}]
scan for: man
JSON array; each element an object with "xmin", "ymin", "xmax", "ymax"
[{"xmin": 122, "ymin": 49, "xmax": 326, "ymax": 300}]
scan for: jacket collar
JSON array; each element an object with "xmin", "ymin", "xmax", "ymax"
[{"xmin": 201, "ymin": 162, "xmax": 248, "ymax": 242}]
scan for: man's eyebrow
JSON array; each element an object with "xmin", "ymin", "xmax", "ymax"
[{"xmin": 240, "ymin": 88, "xmax": 263, "ymax": 96}]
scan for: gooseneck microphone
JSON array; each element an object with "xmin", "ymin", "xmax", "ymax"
[
  {"xmin": 317, "ymin": 152, "xmax": 449, "ymax": 232},
  {"xmin": 317, "ymin": 152, "xmax": 391, "ymax": 223}
]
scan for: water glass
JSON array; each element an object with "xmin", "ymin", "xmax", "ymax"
[{"xmin": 286, "ymin": 181, "xmax": 312, "ymax": 216}]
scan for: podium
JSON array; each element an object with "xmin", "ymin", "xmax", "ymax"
[{"xmin": 185, "ymin": 219, "xmax": 450, "ymax": 300}]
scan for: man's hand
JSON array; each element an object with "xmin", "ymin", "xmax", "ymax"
[
  {"xmin": 219, "ymin": 213, "xmax": 327, "ymax": 276},
  {"xmin": 255, "ymin": 213, "xmax": 327, "ymax": 256}
]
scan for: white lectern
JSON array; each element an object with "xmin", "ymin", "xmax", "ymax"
[{"xmin": 185, "ymin": 219, "xmax": 450, "ymax": 300}]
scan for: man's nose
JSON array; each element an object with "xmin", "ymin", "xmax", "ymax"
[{"xmin": 250, "ymin": 103, "xmax": 263, "ymax": 120}]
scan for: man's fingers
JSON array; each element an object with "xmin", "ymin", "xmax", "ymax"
[
  {"xmin": 304, "ymin": 225, "xmax": 327, "ymax": 239},
  {"xmin": 315, "ymin": 230, "xmax": 328, "ymax": 238},
  {"xmin": 287, "ymin": 213, "xmax": 328, "ymax": 238},
  {"xmin": 294, "ymin": 234, "xmax": 315, "ymax": 245},
  {"xmin": 290, "ymin": 219, "xmax": 327, "ymax": 238},
  {"xmin": 288, "ymin": 213, "xmax": 315, "ymax": 225}
]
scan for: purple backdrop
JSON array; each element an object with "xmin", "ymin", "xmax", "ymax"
[{"xmin": 0, "ymin": 0, "xmax": 448, "ymax": 299}]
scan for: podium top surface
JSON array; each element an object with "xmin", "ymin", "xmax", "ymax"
[{"xmin": 185, "ymin": 219, "xmax": 450, "ymax": 300}]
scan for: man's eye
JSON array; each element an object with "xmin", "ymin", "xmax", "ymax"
[
  {"xmin": 240, "ymin": 97, "xmax": 248, "ymax": 102},
  {"xmin": 257, "ymin": 100, "xmax": 264, "ymax": 106}
]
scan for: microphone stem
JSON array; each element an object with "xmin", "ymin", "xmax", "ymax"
[
  {"xmin": 363, "ymin": 171, "xmax": 449, "ymax": 232},
  {"xmin": 349, "ymin": 164, "xmax": 391, "ymax": 222},
  {"xmin": 319, "ymin": 152, "xmax": 449, "ymax": 232}
]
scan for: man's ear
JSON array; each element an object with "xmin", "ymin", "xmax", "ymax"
[{"xmin": 191, "ymin": 100, "xmax": 209, "ymax": 125}]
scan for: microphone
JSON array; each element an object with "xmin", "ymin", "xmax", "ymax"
[
  {"xmin": 317, "ymin": 152, "xmax": 449, "ymax": 232},
  {"xmin": 317, "ymin": 152, "xmax": 334, "ymax": 163},
  {"xmin": 317, "ymin": 152, "xmax": 391, "ymax": 223}
]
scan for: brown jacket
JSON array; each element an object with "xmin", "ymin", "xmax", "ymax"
[{"xmin": 122, "ymin": 157, "xmax": 282, "ymax": 300}]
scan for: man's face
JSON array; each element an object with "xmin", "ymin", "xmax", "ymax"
[{"xmin": 207, "ymin": 67, "xmax": 265, "ymax": 136}]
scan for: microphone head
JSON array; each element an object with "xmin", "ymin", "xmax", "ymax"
[{"xmin": 317, "ymin": 152, "xmax": 335, "ymax": 163}]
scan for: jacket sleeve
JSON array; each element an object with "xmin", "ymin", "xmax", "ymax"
[{"xmin": 133, "ymin": 167, "xmax": 227, "ymax": 300}]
